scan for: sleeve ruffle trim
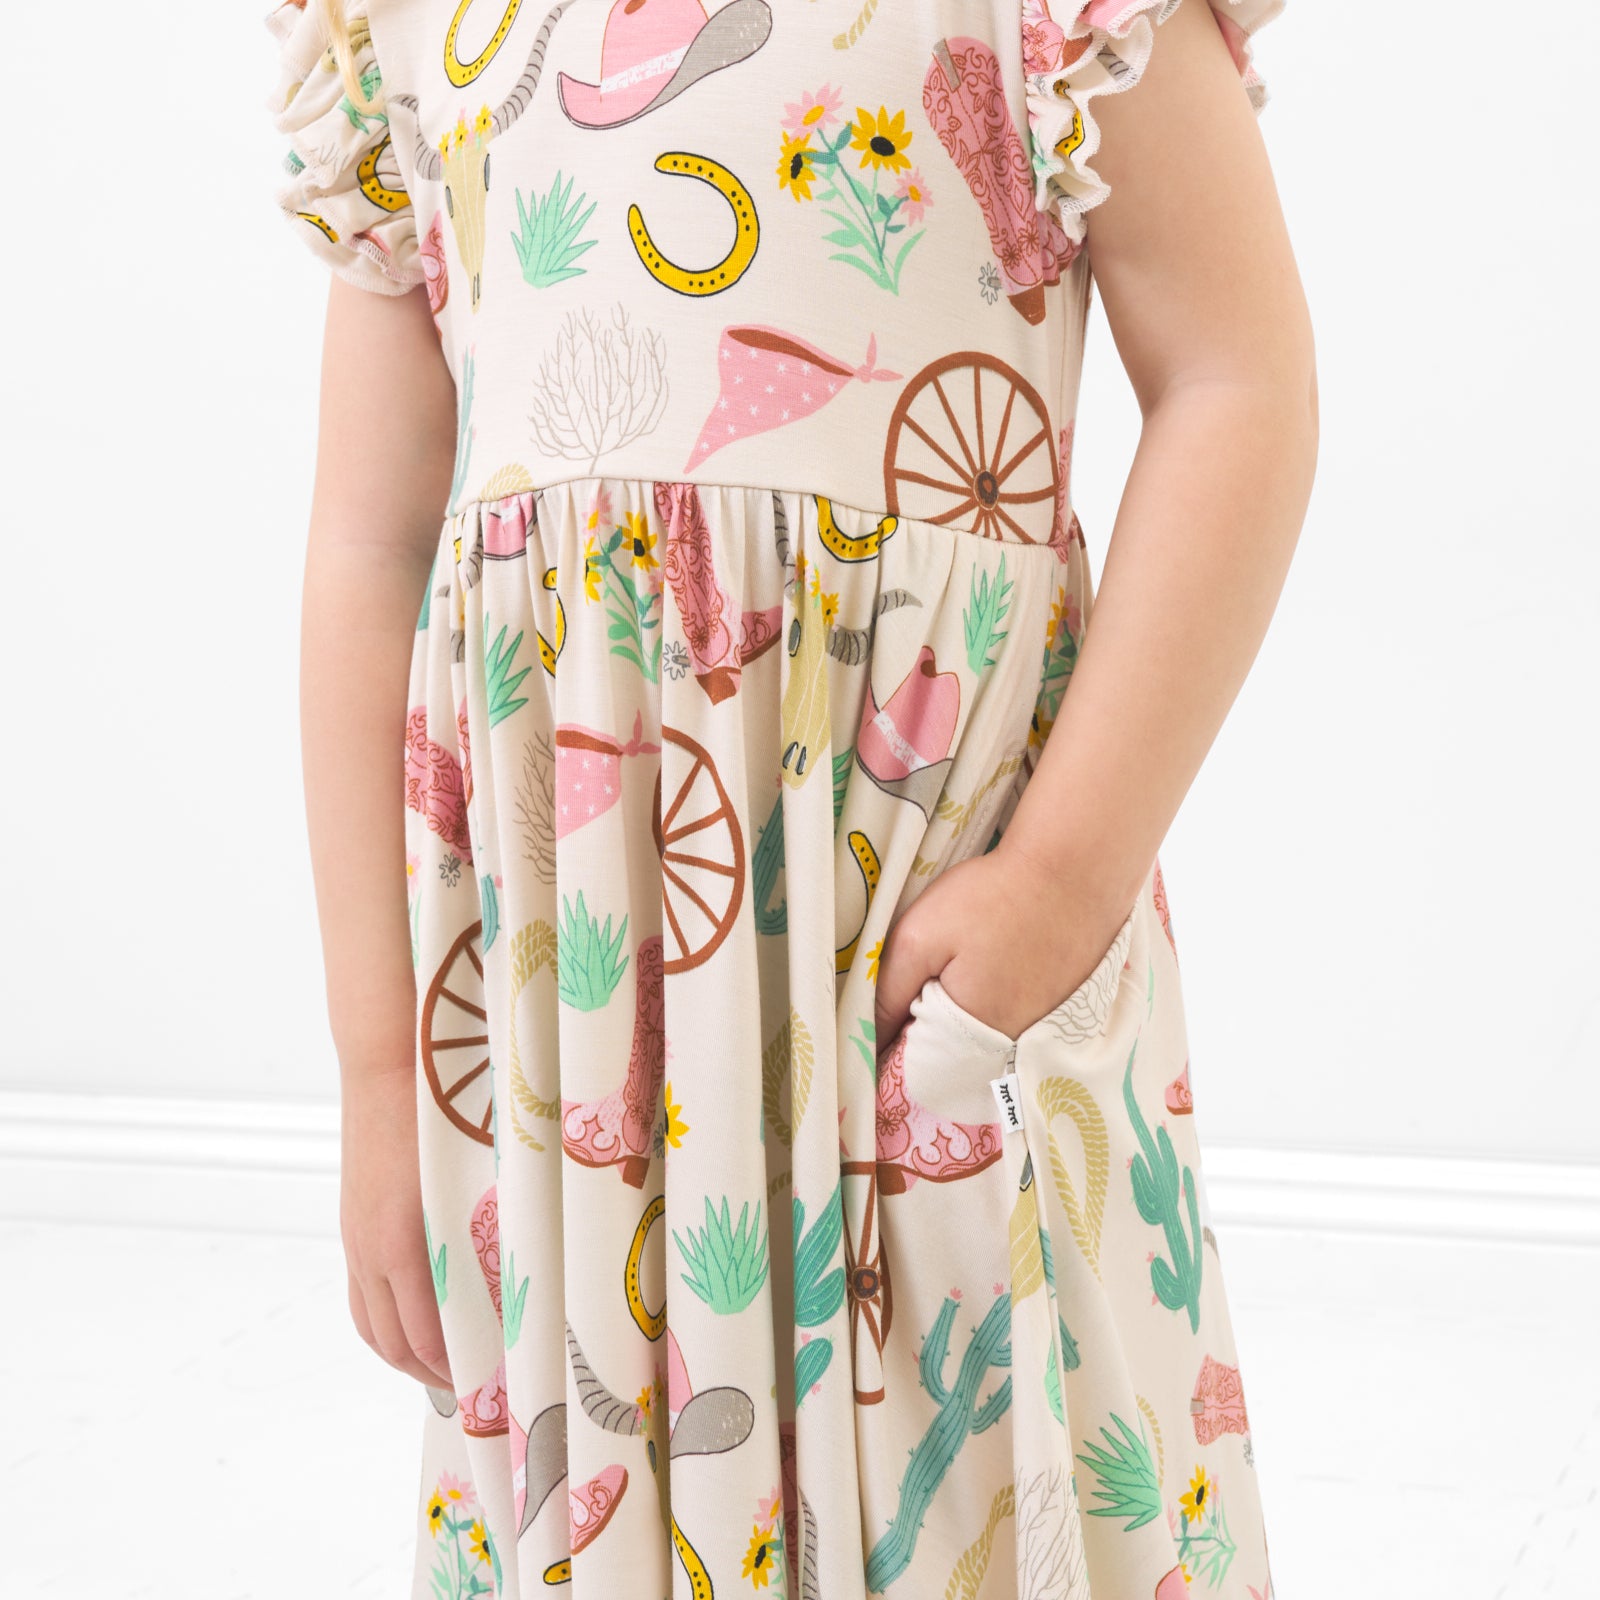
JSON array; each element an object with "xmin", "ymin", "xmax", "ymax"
[
  {"xmin": 1025, "ymin": 0, "xmax": 1285, "ymax": 245},
  {"xmin": 263, "ymin": 0, "xmax": 424, "ymax": 295}
]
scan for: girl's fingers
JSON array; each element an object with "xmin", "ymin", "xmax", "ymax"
[
  {"xmin": 348, "ymin": 1270, "xmax": 376, "ymax": 1352},
  {"xmin": 363, "ymin": 1270, "xmax": 444, "ymax": 1388},
  {"xmin": 873, "ymin": 916, "xmax": 947, "ymax": 1051},
  {"xmin": 389, "ymin": 1259, "xmax": 454, "ymax": 1389}
]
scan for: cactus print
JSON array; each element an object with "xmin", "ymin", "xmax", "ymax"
[{"xmin": 264, "ymin": 1, "xmax": 1286, "ymax": 1596}]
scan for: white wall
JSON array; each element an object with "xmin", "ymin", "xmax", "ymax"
[
  {"xmin": 3, "ymin": 3, "xmax": 1595, "ymax": 1167},
  {"xmin": 1073, "ymin": 3, "xmax": 1600, "ymax": 1163}
]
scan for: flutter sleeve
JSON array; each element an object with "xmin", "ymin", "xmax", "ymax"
[
  {"xmin": 1024, "ymin": 0, "xmax": 1285, "ymax": 245},
  {"xmin": 263, "ymin": 0, "xmax": 424, "ymax": 294}
]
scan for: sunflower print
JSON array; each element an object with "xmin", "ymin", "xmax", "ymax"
[{"xmin": 850, "ymin": 104, "xmax": 913, "ymax": 173}]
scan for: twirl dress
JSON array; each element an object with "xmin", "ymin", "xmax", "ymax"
[{"xmin": 263, "ymin": 1, "xmax": 1286, "ymax": 1595}]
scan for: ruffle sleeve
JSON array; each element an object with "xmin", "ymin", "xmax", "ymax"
[
  {"xmin": 1024, "ymin": 0, "xmax": 1285, "ymax": 245},
  {"xmin": 263, "ymin": 0, "xmax": 424, "ymax": 295}
]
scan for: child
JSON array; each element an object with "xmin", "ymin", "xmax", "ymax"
[{"xmin": 263, "ymin": 0, "xmax": 1313, "ymax": 1593}]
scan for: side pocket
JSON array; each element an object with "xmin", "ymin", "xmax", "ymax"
[{"xmin": 922, "ymin": 888, "xmax": 1140, "ymax": 1053}]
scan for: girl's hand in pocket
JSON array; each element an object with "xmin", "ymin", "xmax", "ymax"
[
  {"xmin": 339, "ymin": 1065, "xmax": 454, "ymax": 1391},
  {"xmin": 873, "ymin": 839, "xmax": 1140, "ymax": 1050}
]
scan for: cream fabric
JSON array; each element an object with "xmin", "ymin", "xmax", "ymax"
[{"xmin": 263, "ymin": 3, "xmax": 1285, "ymax": 1595}]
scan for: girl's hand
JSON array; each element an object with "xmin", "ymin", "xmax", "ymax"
[
  {"xmin": 339, "ymin": 1065, "xmax": 454, "ymax": 1391},
  {"xmin": 872, "ymin": 840, "xmax": 1140, "ymax": 1050}
]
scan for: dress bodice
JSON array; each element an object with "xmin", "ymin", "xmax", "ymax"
[{"xmin": 264, "ymin": 0, "xmax": 1280, "ymax": 545}]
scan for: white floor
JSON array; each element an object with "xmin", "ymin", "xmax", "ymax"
[{"xmin": 3, "ymin": 1220, "xmax": 1595, "ymax": 1598}]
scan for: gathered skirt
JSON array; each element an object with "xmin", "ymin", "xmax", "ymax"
[{"xmin": 400, "ymin": 478, "xmax": 1273, "ymax": 1599}]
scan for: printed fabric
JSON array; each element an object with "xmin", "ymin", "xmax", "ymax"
[{"xmin": 261, "ymin": 2, "xmax": 1286, "ymax": 1595}]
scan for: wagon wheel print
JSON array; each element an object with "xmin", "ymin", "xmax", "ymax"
[
  {"xmin": 422, "ymin": 919, "xmax": 495, "ymax": 1145},
  {"xmin": 841, "ymin": 1157, "xmax": 894, "ymax": 1405},
  {"xmin": 883, "ymin": 353, "xmax": 1060, "ymax": 542},
  {"xmin": 651, "ymin": 727, "xmax": 745, "ymax": 975}
]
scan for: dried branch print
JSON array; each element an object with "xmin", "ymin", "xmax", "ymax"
[
  {"xmin": 514, "ymin": 729, "xmax": 556, "ymax": 883},
  {"xmin": 1015, "ymin": 1464, "xmax": 1088, "ymax": 1599},
  {"xmin": 527, "ymin": 304, "xmax": 668, "ymax": 472}
]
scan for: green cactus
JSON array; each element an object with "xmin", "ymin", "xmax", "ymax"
[
  {"xmin": 512, "ymin": 170, "xmax": 599, "ymax": 288},
  {"xmin": 752, "ymin": 796, "xmax": 787, "ymax": 935},
  {"xmin": 791, "ymin": 1180, "xmax": 844, "ymax": 1406},
  {"xmin": 832, "ymin": 745, "xmax": 854, "ymax": 834},
  {"xmin": 864, "ymin": 1289, "xmax": 1012, "ymax": 1588},
  {"xmin": 963, "ymin": 552, "xmax": 1013, "ymax": 674},
  {"xmin": 674, "ymin": 1194, "xmax": 770, "ymax": 1314},
  {"xmin": 1123, "ymin": 1036, "xmax": 1203, "ymax": 1332},
  {"xmin": 478, "ymin": 871, "xmax": 500, "ymax": 952},
  {"xmin": 1076, "ymin": 1410, "xmax": 1163, "ymax": 1530},
  {"xmin": 424, "ymin": 1208, "xmax": 447, "ymax": 1306},
  {"xmin": 556, "ymin": 892, "xmax": 629, "ymax": 1011},
  {"xmin": 337, "ymin": 67, "xmax": 386, "ymax": 130},
  {"xmin": 848, "ymin": 1016, "xmax": 876, "ymax": 1082},
  {"xmin": 483, "ymin": 613, "xmax": 532, "ymax": 727},
  {"xmin": 501, "ymin": 1250, "xmax": 530, "ymax": 1349}
]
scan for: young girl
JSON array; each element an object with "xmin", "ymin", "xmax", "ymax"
[{"xmin": 264, "ymin": 0, "xmax": 1314, "ymax": 1593}]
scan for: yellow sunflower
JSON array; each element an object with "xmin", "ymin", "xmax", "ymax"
[
  {"xmin": 851, "ymin": 106, "xmax": 913, "ymax": 173},
  {"xmin": 1179, "ymin": 1463, "xmax": 1212, "ymax": 1524},
  {"xmin": 865, "ymin": 938, "xmax": 883, "ymax": 984},
  {"xmin": 741, "ymin": 1522, "xmax": 780, "ymax": 1588},
  {"xmin": 468, "ymin": 1518, "xmax": 493, "ymax": 1565},
  {"xmin": 663, "ymin": 1080, "xmax": 689, "ymax": 1147},
  {"xmin": 583, "ymin": 534, "xmax": 603, "ymax": 602},
  {"xmin": 777, "ymin": 131, "xmax": 816, "ymax": 202},
  {"xmin": 627, "ymin": 512, "xmax": 659, "ymax": 571},
  {"xmin": 426, "ymin": 1491, "xmax": 447, "ymax": 1538},
  {"xmin": 473, "ymin": 104, "xmax": 492, "ymax": 140}
]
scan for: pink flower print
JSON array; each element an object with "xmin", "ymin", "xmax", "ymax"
[
  {"xmin": 586, "ymin": 485, "xmax": 613, "ymax": 534},
  {"xmin": 437, "ymin": 1469, "xmax": 478, "ymax": 1511},
  {"xmin": 758, "ymin": 1486, "xmax": 782, "ymax": 1525},
  {"xmin": 405, "ymin": 849, "xmax": 421, "ymax": 904},
  {"xmin": 782, "ymin": 83, "xmax": 843, "ymax": 139},
  {"xmin": 894, "ymin": 168, "xmax": 932, "ymax": 226}
]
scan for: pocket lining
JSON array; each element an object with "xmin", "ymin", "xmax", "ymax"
[{"xmin": 922, "ymin": 892, "xmax": 1141, "ymax": 1052}]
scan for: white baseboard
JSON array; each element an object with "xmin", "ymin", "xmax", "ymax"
[{"xmin": 2, "ymin": 1090, "xmax": 1598, "ymax": 1247}]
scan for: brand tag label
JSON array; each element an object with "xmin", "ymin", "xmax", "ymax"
[{"xmin": 990, "ymin": 1072, "xmax": 1024, "ymax": 1134}]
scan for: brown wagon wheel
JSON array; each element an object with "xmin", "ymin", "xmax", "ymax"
[
  {"xmin": 882, "ymin": 352, "xmax": 1060, "ymax": 542},
  {"xmin": 651, "ymin": 727, "xmax": 745, "ymax": 975},
  {"xmin": 421, "ymin": 919, "xmax": 495, "ymax": 1146}
]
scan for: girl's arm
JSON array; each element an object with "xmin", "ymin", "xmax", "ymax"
[
  {"xmin": 875, "ymin": 0, "xmax": 1318, "ymax": 1043},
  {"xmin": 300, "ymin": 275, "xmax": 460, "ymax": 1388}
]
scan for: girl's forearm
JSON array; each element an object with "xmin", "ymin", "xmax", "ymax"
[
  {"xmin": 300, "ymin": 527, "xmax": 438, "ymax": 1079},
  {"xmin": 997, "ymin": 375, "xmax": 1318, "ymax": 914}
]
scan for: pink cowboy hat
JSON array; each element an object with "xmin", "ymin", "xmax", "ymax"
[{"xmin": 557, "ymin": 0, "xmax": 772, "ymax": 130}]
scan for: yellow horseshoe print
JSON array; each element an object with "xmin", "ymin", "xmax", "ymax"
[
  {"xmin": 355, "ymin": 132, "xmax": 412, "ymax": 214},
  {"xmin": 536, "ymin": 564, "xmax": 564, "ymax": 675},
  {"xmin": 835, "ymin": 829, "xmax": 882, "ymax": 975},
  {"xmin": 670, "ymin": 1515, "xmax": 714, "ymax": 1598},
  {"xmin": 626, "ymin": 1194, "xmax": 667, "ymax": 1340},
  {"xmin": 295, "ymin": 211, "xmax": 340, "ymax": 244},
  {"xmin": 816, "ymin": 495, "xmax": 898, "ymax": 562},
  {"xmin": 628, "ymin": 153, "xmax": 759, "ymax": 296},
  {"xmin": 356, "ymin": 132, "xmax": 411, "ymax": 213},
  {"xmin": 444, "ymin": 0, "xmax": 523, "ymax": 86}
]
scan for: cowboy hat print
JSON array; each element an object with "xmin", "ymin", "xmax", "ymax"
[{"xmin": 557, "ymin": 0, "xmax": 773, "ymax": 130}]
